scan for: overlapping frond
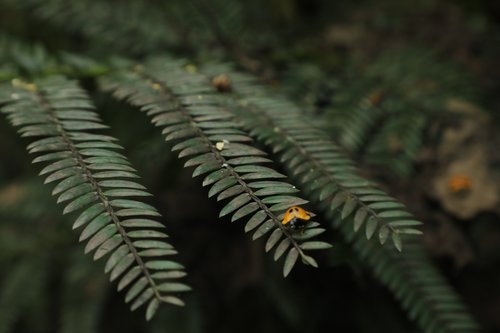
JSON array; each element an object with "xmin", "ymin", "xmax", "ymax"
[
  {"xmin": 0, "ymin": 76, "xmax": 190, "ymax": 320},
  {"xmin": 99, "ymin": 58, "xmax": 332, "ymax": 277},
  {"xmin": 192, "ymin": 63, "xmax": 479, "ymax": 332},
  {"xmin": 339, "ymin": 219, "xmax": 480, "ymax": 333},
  {"xmin": 200, "ymin": 64, "xmax": 421, "ymax": 251}
]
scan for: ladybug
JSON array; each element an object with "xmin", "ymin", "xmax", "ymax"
[{"xmin": 281, "ymin": 206, "xmax": 311, "ymax": 229}]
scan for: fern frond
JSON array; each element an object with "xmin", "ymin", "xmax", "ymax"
[
  {"xmin": 339, "ymin": 220, "xmax": 480, "ymax": 333},
  {"xmin": 0, "ymin": 76, "xmax": 190, "ymax": 320},
  {"xmin": 195, "ymin": 63, "xmax": 480, "ymax": 332},
  {"xmin": 99, "ymin": 58, "xmax": 332, "ymax": 277},
  {"xmin": 198, "ymin": 63, "xmax": 422, "ymax": 251}
]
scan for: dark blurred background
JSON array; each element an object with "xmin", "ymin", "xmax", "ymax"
[{"xmin": 0, "ymin": 0, "xmax": 500, "ymax": 332}]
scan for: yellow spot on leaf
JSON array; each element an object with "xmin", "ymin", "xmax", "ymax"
[
  {"xmin": 185, "ymin": 64, "xmax": 197, "ymax": 74},
  {"xmin": 150, "ymin": 83, "xmax": 161, "ymax": 91},
  {"xmin": 11, "ymin": 78, "xmax": 37, "ymax": 92}
]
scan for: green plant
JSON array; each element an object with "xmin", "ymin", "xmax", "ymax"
[{"xmin": 0, "ymin": 0, "xmax": 488, "ymax": 332}]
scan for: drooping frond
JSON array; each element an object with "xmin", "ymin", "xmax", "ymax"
[
  {"xmin": 0, "ymin": 76, "xmax": 190, "ymax": 320},
  {"xmin": 338, "ymin": 219, "xmax": 480, "ymax": 333},
  {"xmin": 199, "ymin": 63, "xmax": 422, "ymax": 251},
  {"xmin": 192, "ymin": 63, "xmax": 479, "ymax": 332},
  {"xmin": 99, "ymin": 58, "xmax": 333, "ymax": 277}
]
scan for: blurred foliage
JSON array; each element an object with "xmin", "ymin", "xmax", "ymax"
[
  {"xmin": 0, "ymin": 0, "xmax": 500, "ymax": 332},
  {"xmin": 283, "ymin": 47, "xmax": 480, "ymax": 177}
]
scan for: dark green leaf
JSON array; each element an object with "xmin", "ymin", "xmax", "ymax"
[
  {"xmin": 274, "ymin": 239, "xmax": 291, "ymax": 261},
  {"xmin": 265, "ymin": 229, "xmax": 283, "ymax": 252},
  {"xmin": 145, "ymin": 260, "xmax": 184, "ymax": 270},
  {"xmin": 117, "ymin": 266, "xmax": 142, "ymax": 291},
  {"xmin": 94, "ymin": 234, "xmax": 123, "ymax": 260},
  {"xmin": 231, "ymin": 202, "xmax": 259, "ymax": 222},
  {"xmin": 79, "ymin": 212, "xmax": 111, "ymax": 241},
  {"xmin": 283, "ymin": 248, "xmax": 299, "ymax": 277},
  {"xmin": 85, "ymin": 224, "xmax": 118, "ymax": 254},
  {"xmin": 130, "ymin": 288, "xmax": 154, "ymax": 311},
  {"xmin": 127, "ymin": 230, "xmax": 168, "ymax": 239},
  {"xmin": 125, "ymin": 277, "xmax": 148, "ymax": 303},
  {"xmin": 110, "ymin": 253, "xmax": 135, "ymax": 281},
  {"xmin": 392, "ymin": 232, "xmax": 402, "ymax": 252},
  {"xmin": 217, "ymin": 185, "xmax": 244, "ymax": 201},
  {"xmin": 252, "ymin": 220, "xmax": 275, "ymax": 240},
  {"xmin": 365, "ymin": 217, "xmax": 378, "ymax": 240},
  {"xmin": 244, "ymin": 210, "xmax": 267, "ymax": 232},
  {"xmin": 219, "ymin": 193, "xmax": 251, "ymax": 217},
  {"xmin": 73, "ymin": 203, "xmax": 105, "ymax": 229},
  {"xmin": 157, "ymin": 282, "xmax": 192, "ymax": 292},
  {"xmin": 300, "ymin": 241, "xmax": 333, "ymax": 250},
  {"xmin": 146, "ymin": 298, "xmax": 160, "ymax": 321},
  {"xmin": 208, "ymin": 177, "xmax": 237, "ymax": 198},
  {"xmin": 104, "ymin": 245, "xmax": 129, "ymax": 273},
  {"xmin": 63, "ymin": 192, "xmax": 97, "ymax": 214}
]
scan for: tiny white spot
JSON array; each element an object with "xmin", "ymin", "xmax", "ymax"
[
  {"xmin": 216, "ymin": 141, "xmax": 225, "ymax": 150},
  {"xmin": 222, "ymin": 139, "xmax": 229, "ymax": 144},
  {"xmin": 222, "ymin": 163, "xmax": 228, "ymax": 167}
]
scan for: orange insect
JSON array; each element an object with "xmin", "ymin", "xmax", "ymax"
[{"xmin": 281, "ymin": 206, "xmax": 312, "ymax": 229}]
